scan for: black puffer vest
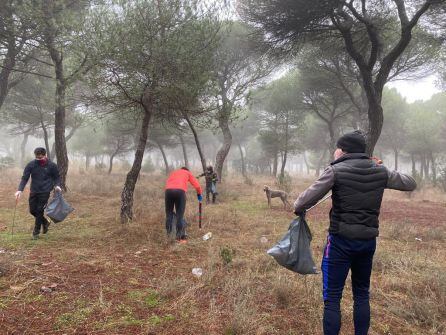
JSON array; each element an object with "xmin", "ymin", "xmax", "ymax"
[{"xmin": 329, "ymin": 153, "xmax": 388, "ymax": 240}]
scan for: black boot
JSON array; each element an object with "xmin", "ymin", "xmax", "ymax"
[{"xmin": 42, "ymin": 218, "xmax": 50, "ymax": 234}]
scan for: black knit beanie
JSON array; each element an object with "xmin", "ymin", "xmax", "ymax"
[
  {"xmin": 34, "ymin": 147, "xmax": 46, "ymax": 156},
  {"xmin": 336, "ymin": 131, "xmax": 366, "ymax": 153}
]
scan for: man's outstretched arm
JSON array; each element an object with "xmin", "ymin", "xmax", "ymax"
[
  {"xmin": 294, "ymin": 167, "xmax": 334, "ymax": 214},
  {"xmin": 386, "ymin": 168, "xmax": 417, "ymax": 191}
]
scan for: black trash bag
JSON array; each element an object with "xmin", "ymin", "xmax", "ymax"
[
  {"xmin": 45, "ymin": 192, "xmax": 74, "ymax": 223},
  {"xmin": 267, "ymin": 213, "xmax": 318, "ymax": 275}
]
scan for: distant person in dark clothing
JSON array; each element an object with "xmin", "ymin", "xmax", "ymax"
[
  {"xmin": 165, "ymin": 167, "xmax": 202, "ymax": 243},
  {"xmin": 293, "ymin": 131, "xmax": 417, "ymax": 335},
  {"xmin": 197, "ymin": 166, "xmax": 218, "ymax": 204},
  {"xmin": 15, "ymin": 147, "xmax": 61, "ymax": 239}
]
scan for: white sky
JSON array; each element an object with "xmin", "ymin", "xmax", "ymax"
[{"xmin": 387, "ymin": 75, "xmax": 441, "ymax": 103}]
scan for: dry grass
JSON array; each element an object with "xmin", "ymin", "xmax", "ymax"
[{"xmin": 0, "ymin": 170, "xmax": 445, "ymax": 334}]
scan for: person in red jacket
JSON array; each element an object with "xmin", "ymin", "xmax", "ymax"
[{"xmin": 165, "ymin": 167, "xmax": 202, "ymax": 243}]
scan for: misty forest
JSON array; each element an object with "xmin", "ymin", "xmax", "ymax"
[{"xmin": 0, "ymin": 1, "xmax": 445, "ymax": 334}]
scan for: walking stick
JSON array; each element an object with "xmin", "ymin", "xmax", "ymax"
[
  {"xmin": 198, "ymin": 202, "xmax": 202, "ymax": 229},
  {"xmin": 11, "ymin": 198, "xmax": 18, "ymax": 239},
  {"xmin": 307, "ymin": 193, "xmax": 332, "ymax": 212}
]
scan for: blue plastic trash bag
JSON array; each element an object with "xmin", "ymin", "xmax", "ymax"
[
  {"xmin": 45, "ymin": 192, "xmax": 74, "ymax": 223},
  {"xmin": 267, "ymin": 213, "xmax": 318, "ymax": 275}
]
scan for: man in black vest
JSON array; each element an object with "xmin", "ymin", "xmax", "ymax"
[
  {"xmin": 15, "ymin": 147, "xmax": 61, "ymax": 239},
  {"xmin": 294, "ymin": 131, "xmax": 416, "ymax": 335}
]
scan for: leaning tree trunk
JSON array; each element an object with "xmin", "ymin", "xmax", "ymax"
[
  {"xmin": 108, "ymin": 153, "xmax": 116, "ymax": 175},
  {"xmin": 184, "ymin": 113, "xmax": 206, "ymax": 173},
  {"xmin": 215, "ymin": 116, "xmax": 232, "ymax": 182},
  {"xmin": 156, "ymin": 141, "xmax": 169, "ymax": 175},
  {"xmin": 178, "ymin": 133, "xmax": 189, "ymax": 169},
  {"xmin": 120, "ymin": 103, "xmax": 152, "ymax": 224}
]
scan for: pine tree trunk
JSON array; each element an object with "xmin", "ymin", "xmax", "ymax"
[
  {"xmin": 120, "ymin": 105, "xmax": 152, "ymax": 224},
  {"xmin": 47, "ymin": 44, "xmax": 69, "ymax": 190},
  {"xmin": 20, "ymin": 133, "xmax": 29, "ymax": 167},
  {"xmin": 156, "ymin": 142, "xmax": 169, "ymax": 175},
  {"xmin": 365, "ymin": 102, "xmax": 384, "ymax": 156},
  {"xmin": 178, "ymin": 133, "xmax": 189, "ymax": 169},
  {"xmin": 108, "ymin": 153, "xmax": 116, "ymax": 175},
  {"xmin": 40, "ymin": 121, "xmax": 51, "ymax": 161},
  {"xmin": 237, "ymin": 142, "xmax": 246, "ymax": 177},
  {"xmin": 215, "ymin": 116, "xmax": 232, "ymax": 182},
  {"xmin": 184, "ymin": 114, "xmax": 206, "ymax": 173},
  {"xmin": 272, "ymin": 153, "xmax": 278, "ymax": 177},
  {"xmin": 430, "ymin": 152, "xmax": 437, "ymax": 186}
]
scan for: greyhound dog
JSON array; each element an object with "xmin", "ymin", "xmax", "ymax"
[{"xmin": 263, "ymin": 185, "xmax": 293, "ymax": 210}]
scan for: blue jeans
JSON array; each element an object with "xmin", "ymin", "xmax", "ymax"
[{"xmin": 321, "ymin": 234, "xmax": 376, "ymax": 335}]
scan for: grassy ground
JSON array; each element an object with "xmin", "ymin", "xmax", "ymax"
[{"xmin": 0, "ymin": 169, "xmax": 445, "ymax": 335}]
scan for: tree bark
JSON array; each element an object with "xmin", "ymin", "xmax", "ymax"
[
  {"xmin": 280, "ymin": 150, "xmax": 287, "ymax": 178},
  {"xmin": 237, "ymin": 141, "xmax": 246, "ymax": 177},
  {"xmin": 215, "ymin": 115, "xmax": 232, "ymax": 182},
  {"xmin": 20, "ymin": 133, "xmax": 29, "ymax": 167},
  {"xmin": 272, "ymin": 153, "xmax": 278, "ymax": 177},
  {"xmin": 120, "ymin": 103, "xmax": 152, "ymax": 224},
  {"xmin": 422, "ymin": 153, "xmax": 429, "ymax": 179},
  {"xmin": 280, "ymin": 114, "xmax": 289, "ymax": 178},
  {"xmin": 184, "ymin": 113, "xmax": 206, "ymax": 173},
  {"xmin": 0, "ymin": 16, "xmax": 18, "ymax": 111},
  {"xmin": 430, "ymin": 152, "xmax": 436, "ymax": 186},
  {"xmin": 156, "ymin": 141, "xmax": 169, "ymax": 175},
  {"xmin": 45, "ymin": 23, "xmax": 69, "ymax": 190},
  {"xmin": 39, "ymin": 120, "xmax": 51, "ymax": 161},
  {"xmin": 108, "ymin": 153, "xmax": 116, "ymax": 175},
  {"xmin": 178, "ymin": 133, "xmax": 189, "ymax": 169}
]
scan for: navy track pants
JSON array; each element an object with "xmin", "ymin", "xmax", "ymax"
[{"xmin": 321, "ymin": 234, "xmax": 376, "ymax": 335}]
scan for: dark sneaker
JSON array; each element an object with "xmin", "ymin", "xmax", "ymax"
[
  {"xmin": 32, "ymin": 234, "xmax": 39, "ymax": 240},
  {"xmin": 43, "ymin": 221, "xmax": 50, "ymax": 234}
]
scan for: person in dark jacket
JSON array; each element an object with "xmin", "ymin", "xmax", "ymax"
[
  {"xmin": 197, "ymin": 166, "xmax": 218, "ymax": 204},
  {"xmin": 293, "ymin": 131, "xmax": 416, "ymax": 335},
  {"xmin": 15, "ymin": 147, "xmax": 61, "ymax": 239}
]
